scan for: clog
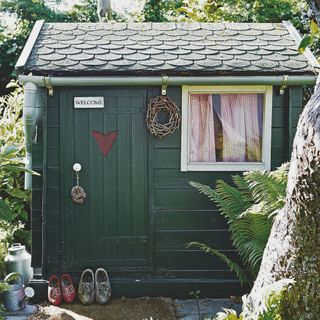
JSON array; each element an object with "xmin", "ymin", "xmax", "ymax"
[
  {"xmin": 60, "ymin": 273, "xmax": 76, "ymax": 304},
  {"xmin": 48, "ymin": 275, "xmax": 62, "ymax": 306},
  {"xmin": 78, "ymin": 268, "xmax": 95, "ymax": 305},
  {"xmin": 95, "ymin": 268, "xmax": 112, "ymax": 304}
]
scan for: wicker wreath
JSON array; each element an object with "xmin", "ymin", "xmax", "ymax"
[
  {"xmin": 71, "ymin": 186, "xmax": 87, "ymax": 204},
  {"xmin": 146, "ymin": 96, "xmax": 181, "ymax": 137}
]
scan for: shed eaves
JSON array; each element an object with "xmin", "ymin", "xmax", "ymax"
[{"xmin": 18, "ymin": 21, "xmax": 319, "ymax": 76}]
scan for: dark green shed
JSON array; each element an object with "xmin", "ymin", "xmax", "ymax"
[{"xmin": 17, "ymin": 20, "xmax": 319, "ymax": 297}]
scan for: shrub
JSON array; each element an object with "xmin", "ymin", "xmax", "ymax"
[
  {"xmin": 0, "ymin": 82, "xmax": 34, "ymax": 275},
  {"xmin": 190, "ymin": 164, "xmax": 288, "ymax": 284}
]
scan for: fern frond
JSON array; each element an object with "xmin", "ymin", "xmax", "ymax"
[
  {"xmin": 188, "ymin": 241, "xmax": 250, "ymax": 286},
  {"xmin": 244, "ymin": 169, "xmax": 287, "ymax": 207}
]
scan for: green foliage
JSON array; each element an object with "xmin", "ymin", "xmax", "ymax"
[
  {"xmin": 142, "ymin": 0, "xmax": 183, "ymax": 22},
  {"xmin": 299, "ymin": 20, "xmax": 320, "ymax": 53},
  {"xmin": 215, "ymin": 308, "xmax": 242, "ymax": 320},
  {"xmin": 189, "ymin": 289, "xmax": 201, "ymax": 299},
  {"xmin": 67, "ymin": 0, "xmax": 126, "ymax": 23},
  {"xmin": 256, "ymin": 279, "xmax": 295, "ymax": 320},
  {"xmin": 213, "ymin": 280, "xmax": 293, "ymax": 319},
  {"xmin": 189, "ymin": 242, "xmax": 249, "ymax": 286},
  {"xmin": 178, "ymin": 0, "xmax": 308, "ymax": 23},
  {"xmin": 67, "ymin": 0, "xmax": 99, "ymax": 22},
  {"xmin": 0, "ymin": 84, "xmax": 35, "ymax": 252},
  {"xmin": 190, "ymin": 164, "xmax": 288, "ymax": 282},
  {"xmin": 0, "ymin": 0, "xmax": 69, "ymax": 90}
]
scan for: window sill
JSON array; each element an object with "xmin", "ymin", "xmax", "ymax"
[{"xmin": 182, "ymin": 162, "xmax": 270, "ymax": 172}]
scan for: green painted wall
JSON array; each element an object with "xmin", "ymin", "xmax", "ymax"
[{"xmin": 31, "ymin": 85, "xmax": 303, "ymax": 297}]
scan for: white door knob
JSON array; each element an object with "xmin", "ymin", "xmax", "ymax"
[{"xmin": 73, "ymin": 163, "xmax": 82, "ymax": 172}]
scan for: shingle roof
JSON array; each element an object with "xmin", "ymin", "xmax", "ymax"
[{"xmin": 18, "ymin": 21, "xmax": 318, "ymax": 76}]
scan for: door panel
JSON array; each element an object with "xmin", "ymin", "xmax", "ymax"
[{"xmin": 61, "ymin": 88, "xmax": 150, "ymax": 270}]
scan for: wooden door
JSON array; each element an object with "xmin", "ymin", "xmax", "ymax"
[{"xmin": 61, "ymin": 88, "xmax": 150, "ymax": 271}]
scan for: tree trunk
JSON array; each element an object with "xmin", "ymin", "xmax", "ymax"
[{"xmin": 242, "ymin": 84, "xmax": 320, "ymax": 319}]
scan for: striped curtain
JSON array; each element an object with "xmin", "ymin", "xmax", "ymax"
[
  {"xmin": 221, "ymin": 94, "xmax": 261, "ymax": 162},
  {"xmin": 188, "ymin": 93, "xmax": 262, "ymax": 163},
  {"xmin": 189, "ymin": 94, "xmax": 216, "ymax": 162}
]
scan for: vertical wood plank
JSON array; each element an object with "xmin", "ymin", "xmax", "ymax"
[
  {"xmin": 117, "ymin": 100, "xmax": 132, "ymax": 259},
  {"xmin": 103, "ymin": 112, "xmax": 118, "ymax": 260},
  {"xmin": 131, "ymin": 112, "xmax": 146, "ymax": 259},
  {"xmin": 74, "ymin": 107, "xmax": 91, "ymax": 262},
  {"xmin": 89, "ymin": 110, "xmax": 104, "ymax": 261}
]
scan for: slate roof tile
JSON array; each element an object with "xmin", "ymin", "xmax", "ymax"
[
  {"xmin": 253, "ymin": 59, "xmax": 280, "ymax": 69},
  {"xmin": 52, "ymin": 58, "xmax": 82, "ymax": 67},
  {"xmin": 259, "ymin": 34, "xmax": 281, "ymax": 41},
  {"xmin": 46, "ymin": 42, "xmax": 70, "ymax": 49},
  {"xmin": 180, "ymin": 53, "xmax": 206, "ymax": 61},
  {"xmin": 167, "ymin": 59, "xmax": 194, "ymax": 67},
  {"xmin": 207, "ymin": 53, "xmax": 234, "ymax": 61},
  {"xmin": 125, "ymin": 53, "xmax": 150, "ymax": 61},
  {"xmin": 224, "ymin": 59, "xmax": 251, "ymax": 68},
  {"xmin": 58, "ymin": 47, "xmax": 82, "ymax": 55},
  {"xmin": 201, "ymin": 23, "xmax": 225, "ymax": 31},
  {"xmin": 157, "ymin": 44, "xmax": 178, "ymax": 50},
  {"xmin": 73, "ymin": 43, "xmax": 97, "ymax": 49},
  {"xmin": 96, "ymin": 53, "xmax": 122, "ymax": 61},
  {"xmin": 109, "ymin": 59, "xmax": 136, "ymax": 66},
  {"xmin": 41, "ymin": 52, "xmax": 66, "ymax": 60},
  {"xmin": 152, "ymin": 23, "xmax": 176, "ymax": 31},
  {"xmin": 33, "ymin": 47, "xmax": 54, "ymax": 55},
  {"xmin": 251, "ymin": 23, "xmax": 275, "ymax": 30},
  {"xmin": 178, "ymin": 23, "xmax": 201, "ymax": 30},
  {"xmin": 21, "ymin": 22, "xmax": 318, "ymax": 75},
  {"xmin": 110, "ymin": 47, "xmax": 136, "ymax": 55},
  {"xmin": 87, "ymin": 39, "xmax": 111, "ymax": 45},
  {"xmin": 227, "ymin": 23, "xmax": 251, "ymax": 31},
  {"xmin": 100, "ymin": 43, "xmax": 124, "ymax": 50},
  {"xmin": 142, "ymin": 48, "xmax": 163, "ymax": 55},
  {"xmin": 139, "ymin": 59, "xmax": 165, "ymax": 67},
  {"xmin": 195, "ymin": 59, "xmax": 222, "ymax": 67},
  {"xmin": 83, "ymin": 47, "xmax": 109, "ymax": 55},
  {"xmin": 81, "ymin": 59, "xmax": 111, "ymax": 67},
  {"xmin": 127, "ymin": 43, "xmax": 151, "ymax": 50},
  {"xmin": 152, "ymin": 53, "xmax": 178, "ymax": 61},
  {"xmin": 68, "ymin": 53, "xmax": 94, "ymax": 61}
]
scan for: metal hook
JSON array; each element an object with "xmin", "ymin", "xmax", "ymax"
[
  {"xmin": 280, "ymin": 75, "xmax": 289, "ymax": 95},
  {"xmin": 161, "ymin": 75, "xmax": 168, "ymax": 96},
  {"xmin": 43, "ymin": 77, "xmax": 54, "ymax": 96}
]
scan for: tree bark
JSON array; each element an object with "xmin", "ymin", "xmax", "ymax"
[{"xmin": 242, "ymin": 83, "xmax": 320, "ymax": 319}]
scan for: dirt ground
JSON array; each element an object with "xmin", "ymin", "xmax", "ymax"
[{"xmin": 29, "ymin": 297, "xmax": 176, "ymax": 320}]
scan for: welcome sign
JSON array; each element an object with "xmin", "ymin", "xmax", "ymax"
[{"xmin": 74, "ymin": 97, "xmax": 104, "ymax": 108}]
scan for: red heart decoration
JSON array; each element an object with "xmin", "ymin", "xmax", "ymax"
[{"xmin": 91, "ymin": 130, "xmax": 119, "ymax": 157}]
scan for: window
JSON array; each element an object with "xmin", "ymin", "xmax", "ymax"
[{"xmin": 181, "ymin": 85, "xmax": 272, "ymax": 171}]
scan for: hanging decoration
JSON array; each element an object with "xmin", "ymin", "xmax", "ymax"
[
  {"xmin": 71, "ymin": 163, "xmax": 87, "ymax": 204},
  {"xmin": 146, "ymin": 76, "xmax": 181, "ymax": 138},
  {"xmin": 92, "ymin": 130, "xmax": 119, "ymax": 157}
]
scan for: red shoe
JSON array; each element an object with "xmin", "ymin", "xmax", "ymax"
[
  {"xmin": 48, "ymin": 275, "xmax": 62, "ymax": 306},
  {"xmin": 60, "ymin": 273, "xmax": 76, "ymax": 304}
]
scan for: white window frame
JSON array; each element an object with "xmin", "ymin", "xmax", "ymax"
[{"xmin": 180, "ymin": 85, "xmax": 273, "ymax": 172}]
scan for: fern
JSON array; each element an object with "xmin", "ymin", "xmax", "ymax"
[
  {"xmin": 190, "ymin": 164, "xmax": 288, "ymax": 283},
  {"xmin": 188, "ymin": 241, "xmax": 249, "ymax": 286}
]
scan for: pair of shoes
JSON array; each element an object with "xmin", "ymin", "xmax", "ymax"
[
  {"xmin": 78, "ymin": 268, "xmax": 111, "ymax": 305},
  {"xmin": 48, "ymin": 274, "xmax": 76, "ymax": 305}
]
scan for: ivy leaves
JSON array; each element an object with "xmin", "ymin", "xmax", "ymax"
[{"xmin": 299, "ymin": 20, "xmax": 320, "ymax": 53}]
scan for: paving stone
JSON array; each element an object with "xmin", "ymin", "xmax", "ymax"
[
  {"xmin": 198, "ymin": 299, "xmax": 242, "ymax": 319},
  {"xmin": 177, "ymin": 315, "xmax": 200, "ymax": 320},
  {"xmin": 175, "ymin": 299, "xmax": 199, "ymax": 316}
]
